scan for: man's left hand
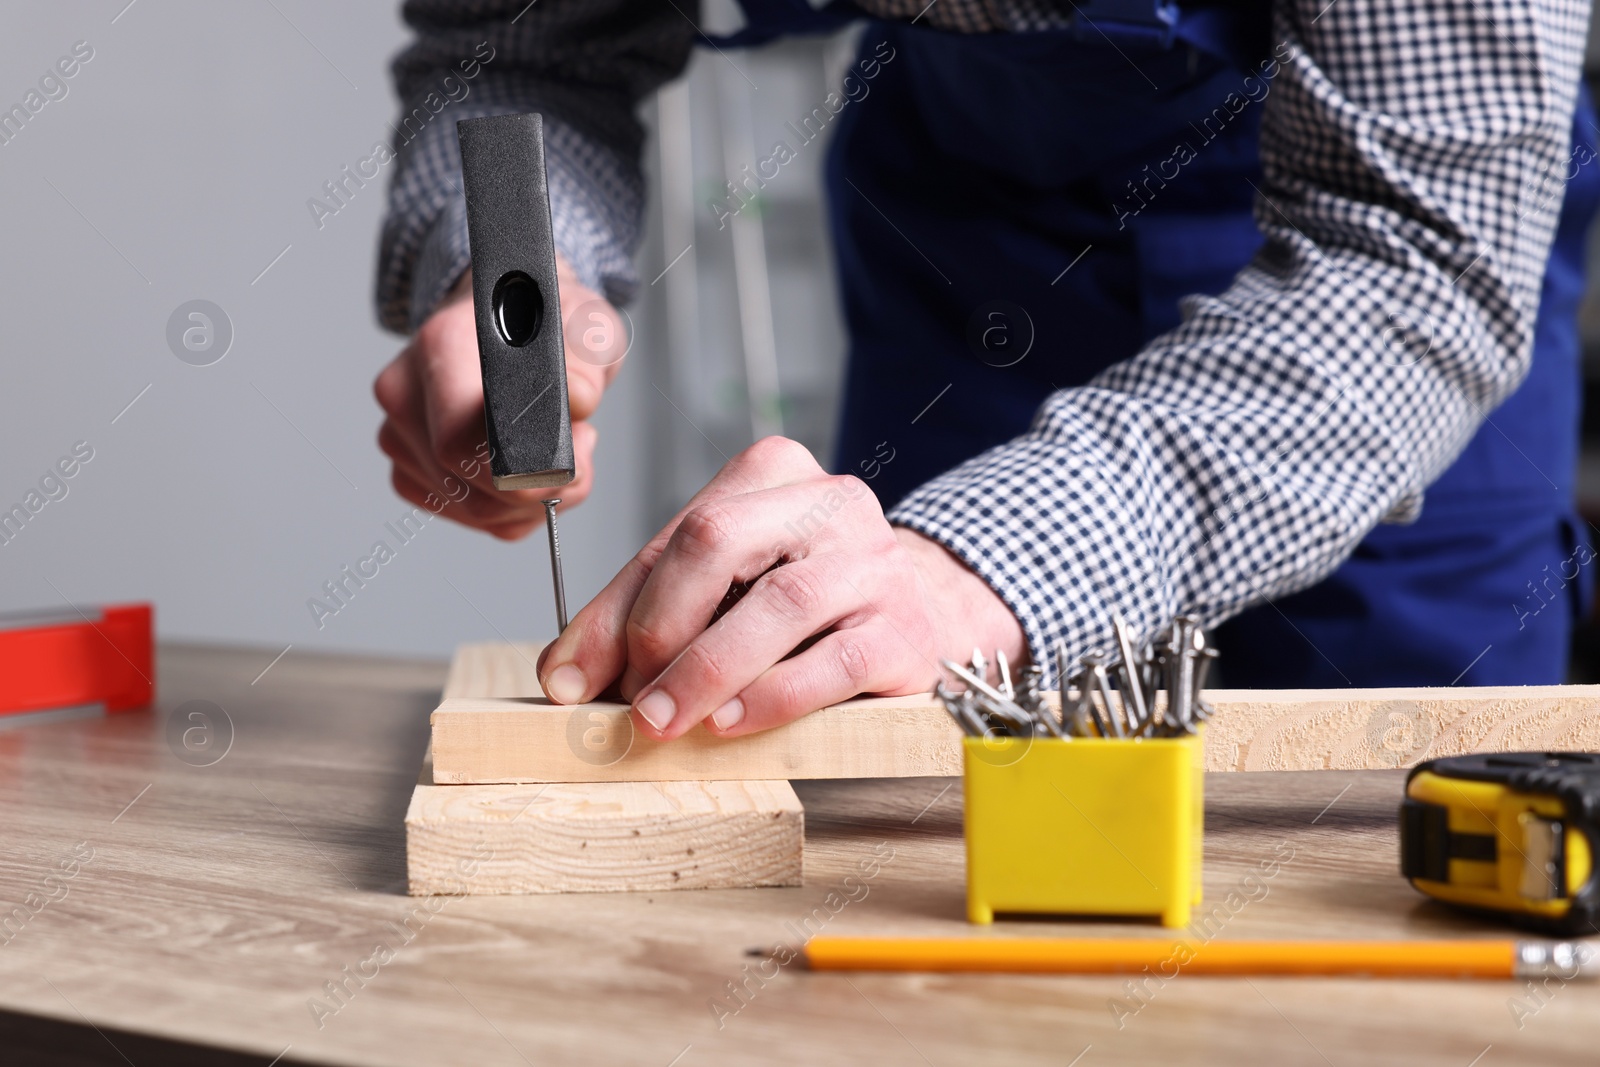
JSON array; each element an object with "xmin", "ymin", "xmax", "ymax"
[{"xmin": 535, "ymin": 436, "xmax": 1026, "ymax": 740}]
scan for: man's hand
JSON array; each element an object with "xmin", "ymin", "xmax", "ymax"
[
  {"xmin": 374, "ymin": 256, "xmax": 627, "ymax": 539},
  {"xmin": 535, "ymin": 437, "xmax": 1026, "ymax": 740}
]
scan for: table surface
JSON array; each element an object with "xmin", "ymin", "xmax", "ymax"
[{"xmin": 0, "ymin": 644, "xmax": 1595, "ymax": 1067}]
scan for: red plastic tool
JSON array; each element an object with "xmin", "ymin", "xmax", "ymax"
[{"xmin": 0, "ymin": 603, "xmax": 153, "ymax": 715}]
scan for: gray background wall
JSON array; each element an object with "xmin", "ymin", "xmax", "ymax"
[{"xmin": 0, "ymin": 0, "xmax": 846, "ymax": 662}]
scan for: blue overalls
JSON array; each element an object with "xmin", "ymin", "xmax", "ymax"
[{"xmin": 714, "ymin": 0, "xmax": 1599, "ymax": 686}]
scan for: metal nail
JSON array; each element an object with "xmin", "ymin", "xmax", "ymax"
[
  {"xmin": 1084, "ymin": 653, "xmax": 1125, "ymax": 739},
  {"xmin": 958, "ymin": 692, "xmax": 989, "ymax": 736},
  {"xmin": 1110, "ymin": 614, "xmax": 1149, "ymax": 730},
  {"xmin": 940, "ymin": 659, "xmax": 1033, "ymax": 732},
  {"xmin": 934, "ymin": 682, "xmax": 973, "ymax": 736},
  {"xmin": 1193, "ymin": 646, "xmax": 1219, "ymax": 722},
  {"xmin": 1067, "ymin": 679, "xmax": 1098, "ymax": 737},
  {"xmin": 1058, "ymin": 643, "xmax": 1093, "ymax": 737},
  {"xmin": 542, "ymin": 498, "xmax": 568, "ymax": 633},
  {"xmin": 1015, "ymin": 663, "xmax": 1055, "ymax": 736}
]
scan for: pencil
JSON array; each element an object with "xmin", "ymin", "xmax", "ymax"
[{"xmin": 797, "ymin": 937, "xmax": 1599, "ymax": 979}]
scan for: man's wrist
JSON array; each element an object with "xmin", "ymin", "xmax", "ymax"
[{"xmin": 894, "ymin": 525, "xmax": 1027, "ymax": 670}]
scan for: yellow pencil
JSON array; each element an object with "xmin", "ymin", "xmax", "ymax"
[{"xmin": 798, "ymin": 937, "xmax": 1599, "ymax": 979}]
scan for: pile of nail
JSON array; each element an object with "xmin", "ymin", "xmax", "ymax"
[{"xmin": 934, "ymin": 614, "xmax": 1217, "ymax": 740}]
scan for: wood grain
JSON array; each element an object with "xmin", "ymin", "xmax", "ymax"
[
  {"xmin": 406, "ymin": 775, "xmax": 802, "ymax": 895},
  {"xmin": 439, "ymin": 641, "xmax": 546, "ymax": 701},
  {"xmin": 432, "ymin": 693, "xmax": 964, "ymax": 783},
  {"xmin": 1201, "ymin": 685, "xmax": 1600, "ymax": 771},
  {"xmin": 0, "ymin": 644, "xmax": 1596, "ymax": 1066},
  {"xmin": 408, "ymin": 643, "xmax": 803, "ymax": 895},
  {"xmin": 431, "ymin": 649, "xmax": 1600, "ymax": 782}
]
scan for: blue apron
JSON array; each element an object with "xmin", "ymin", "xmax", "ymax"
[{"xmin": 713, "ymin": 0, "xmax": 1598, "ymax": 686}]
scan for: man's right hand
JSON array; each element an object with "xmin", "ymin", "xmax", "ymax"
[{"xmin": 374, "ymin": 256, "xmax": 627, "ymax": 539}]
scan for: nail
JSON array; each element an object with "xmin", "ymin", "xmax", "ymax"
[
  {"xmin": 711, "ymin": 697, "xmax": 746, "ymax": 731},
  {"xmin": 635, "ymin": 690, "xmax": 675, "ymax": 732},
  {"xmin": 545, "ymin": 664, "xmax": 587, "ymax": 704}
]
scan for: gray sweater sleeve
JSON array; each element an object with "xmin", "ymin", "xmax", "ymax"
[{"xmin": 375, "ymin": 0, "xmax": 697, "ymax": 333}]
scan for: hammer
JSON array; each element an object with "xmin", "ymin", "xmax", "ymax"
[{"xmin": 456, "ymin": 112, "xmax": 573, "ymax": 632}]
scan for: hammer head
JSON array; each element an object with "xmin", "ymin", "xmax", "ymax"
[{"xmin": 456, "ymin": 113, "xmax": 574, "ymax": 490}]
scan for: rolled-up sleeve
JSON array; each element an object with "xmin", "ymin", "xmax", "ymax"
[{"xmin": 889, "ymin": 0, "xmax": 1588, "ymax": 678}]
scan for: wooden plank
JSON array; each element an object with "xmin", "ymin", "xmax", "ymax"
[
  {"xmin": 408, "ymin": 642, "xmax": 804, "ymax": 895},
  {"xmin": 432, "ymin": 692, "xmax": 964, "ymax": 783},
  {"xmin": 406, "ymin": 769, "xmax": 803, "ymax": 895},
  {"xmin": 1202, "ymin": 685, "xmax": 1600, "ymax": 771},
  {"xmin": 429, "ymin": 647, "xmax": 1600, "ymax": 782}
]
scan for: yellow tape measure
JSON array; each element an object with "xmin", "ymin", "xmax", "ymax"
[{"xmin": 1401, "ymin": 753, "xmax": 1599, "ymax": 934}]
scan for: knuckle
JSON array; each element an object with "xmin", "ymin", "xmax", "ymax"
[
  {"xmin": 675, "ymin": 504, "xmax": 741, "ymax": 559},
  {"xmin": 625, "ymin": 616, "xmax": 674, "ymax": 663},
  {"xmin": 834, "ymin": 634, "xmax": 873, "ymax": 689},
  {"xmin": 744, "ymin": 435, "xmax": 814, "ymax": 472},
  {"xmin": 829, "ymin": 472, "xmax": 870, "ymax": 500},
  {"xmin": 678, "ymin": 640, "xmax": 728, "ymax": 690},
  {"xmin": 830, "ymin": 473, "xmax": 882, "ymax": 516},
  {"xmin": 770, "ymin": 669, "xmax": 812, "ymax": 716},
  {"xmin": 634, "ymin": 538, "xmax": 667, "ymax": 575},
  {"xmin": 829, "ymin": 472, "xmax": 866, "ymax": 494},
  {"xmin": 763, "ymin": 566, "xmax": 825, "ymax": 619},
  {"xmin": 373, "ymin": 363, "xmax": 405, "ymax": 414}
]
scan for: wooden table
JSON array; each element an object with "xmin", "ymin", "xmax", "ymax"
[{"xmin": 0, "ymin": 645, "xmax": 1594, "ymax": 1066}]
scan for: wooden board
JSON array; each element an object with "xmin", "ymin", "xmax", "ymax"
[
  {"xmin": 433, "ymin": 691, "xmax": 963, "ymax": 784},
  {"xmin": 406, "ymin": 643, "xmax": 803, "ymax": 895},
  {"xmin": 1203, "ymin": 685, "xmax": 1600, "ymax": 770},
  {"xmin": 430, "ymin": 648, "xmax": 1600, "ymax": 782},
  {"xmin": 405, "ymin": 761, "xmax": 802, "ymax": 895}
]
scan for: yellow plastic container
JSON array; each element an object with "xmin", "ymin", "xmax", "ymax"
[{"xmin": 963, "ymin": 731, "xmax": 1204, "ymax": 927}]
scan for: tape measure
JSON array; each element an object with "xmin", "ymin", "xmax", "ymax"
[{"xmin": 1401, "ymin": 753, "xmax": 1600, "ymax": 935}]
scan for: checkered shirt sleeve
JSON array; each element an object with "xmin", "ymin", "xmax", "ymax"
[{"xmin": 889, "ymin": 0, "xmax": 1589, "ymax": 677}]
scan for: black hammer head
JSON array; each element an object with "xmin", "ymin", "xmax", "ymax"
[{"xmin": 456, "ymin": 113, "xmax": 574, "ymax": 490}]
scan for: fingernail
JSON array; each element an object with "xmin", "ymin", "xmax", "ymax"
[
  {"xmin": 711, "ymin": 697, "xmax": 745, "ymax": 731},
  {"xmin": 635, "ymin": 690, "xmax": 675, "ymax": 732},
  {"xmin": 544, "ymin": 664, "xmax": 587, "ymax": 704}
]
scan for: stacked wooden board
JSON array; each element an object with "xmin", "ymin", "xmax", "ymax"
[
  {"xmin": 405, "ymin": 644, "xmax": 805, "ymax": 895},
  {"xmin": 407, "ymin": 642, "xmax": 1600, "ymax": 895}
]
